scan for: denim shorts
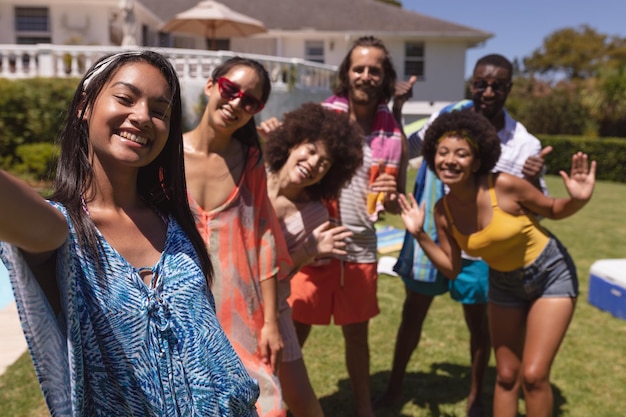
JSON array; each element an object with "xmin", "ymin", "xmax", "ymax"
[{"xmin": 488, "ymin": 237, "xmax": 578, "ymax": 308}]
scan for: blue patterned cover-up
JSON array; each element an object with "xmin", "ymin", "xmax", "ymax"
[{"xmin": 0, "ymin": 202, "xmax": 259, "ymax": 417}]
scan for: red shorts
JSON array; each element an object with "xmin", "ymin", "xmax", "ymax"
[{"xmin": 288, "ymin": 258, "xmax": 379, "ymax": 325}]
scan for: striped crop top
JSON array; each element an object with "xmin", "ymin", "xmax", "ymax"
[{"xmin": 442, "ymin": 174, "xmax": 550, "ymax": 272}]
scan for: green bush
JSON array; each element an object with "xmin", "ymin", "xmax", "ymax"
[
  {"xmin": 23, "ymin": 78, "xmax": 79, "ymax": 143},
  {"xmin": 0, "ymin": 77, "xmax": 77, "ymax": 170},
  {"xmin": 539, "ymin": 135, "xmax": 626, "ymax": 183},
  {"xmin": 515, "ymin": 90, "xmax": 589, "ymax": 135},
  {"xmin": 1, "ymin": 78, "xmax": 625, "ymax": 185},
  {"xmin": 12, "ymin": 142, "xmax": 59, "ymax": 182},
  {"xmin": 0, "ymin": 79, "xmax": 30, "ymax": 162}
]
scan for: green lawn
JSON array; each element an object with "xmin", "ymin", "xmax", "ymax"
[
  {"xmin": 305, "ymin": 173, "xmax": 626, "ymax": 417},
  {"xmin": 1, "ymin": 173, "xmax": 625, "ymax": 417}
]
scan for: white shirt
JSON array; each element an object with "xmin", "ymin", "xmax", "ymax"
[{"xmin": 407, "ymin": 105, "xmax": 548, "ymax": 195}]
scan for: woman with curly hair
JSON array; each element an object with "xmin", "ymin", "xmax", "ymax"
[
  {"xmin": 263, "ymin": 102, "xmax": 363, "ymax": 417},
  {"xmin": 397, "ymin": 109, "xmax": 596, "ymax": 417}
]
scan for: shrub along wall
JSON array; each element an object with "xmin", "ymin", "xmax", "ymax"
[
  {"xmin": 539, "ymin": 135, "xmax": 626, "ymax": 183},
  {"xmin": 0, "ymin": 77, "xmax": 78, "ymax": 179},
  {"xmin": 0, "ymin": 78, "xmax": 625, "ymax": 183}
]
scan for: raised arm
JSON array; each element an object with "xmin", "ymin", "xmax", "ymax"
[
  {"xmin": 391, "ymin": 75, "xmax": 417, "ymax": 127},
  {"xmin": 522, "ymin": 145, "xmax": 552, "ymax": 192},
  {"xmin": 0, "ymin": 170, "xmax": 67, "ymax": 253},
  {"xmin": 509, "ymin": 152, "xmax": 596, "ymax": 220},
  {"xmin": 397, "ymin": 193, "xmax": 462, "ymax": 279},
  {"xmin": 256, "ymin": 116, "xmax": 282, "ymax": 141}
]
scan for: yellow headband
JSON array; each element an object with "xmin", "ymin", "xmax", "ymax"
[{"xmin": 438, "ymin": 130, "xmax": 478, "ymax": 150}]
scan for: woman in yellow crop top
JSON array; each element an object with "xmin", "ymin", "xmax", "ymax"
[{"xmin": 397, "ymin": 110, "xmax": 596, "ymax": 417}]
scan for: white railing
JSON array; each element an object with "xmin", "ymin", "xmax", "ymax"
[{"xmin": 0, "ymin": 44, "xmax": 337, "ymax": 92}]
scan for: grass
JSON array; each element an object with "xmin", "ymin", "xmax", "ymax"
[
  {"xmin": 2, "ymin": 172, "xmax": 626, "ymax": 417},
  {"xmin": 0, "ymin": 354, "xmax": 49, "ymax": 417}
]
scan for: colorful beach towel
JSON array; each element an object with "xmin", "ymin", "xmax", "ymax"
[
  {"xmin": 394, "ymin": 162, "xmax": 444, "ymax": 282},
  {"xmin": 322, "ymin": 95, "xmax": 403, "ymax": 221},
  {"xmin": 375, "ymin": 225, "xmax": 405, "ymax": 255},
  {"xmin": 395, "ymin": 99, "xmax": 473, "ymax": 281}
]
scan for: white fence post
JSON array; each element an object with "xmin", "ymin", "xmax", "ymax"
[{"xmin": 37, "ymin": 44, "xmax": 55, "ymax": 77}]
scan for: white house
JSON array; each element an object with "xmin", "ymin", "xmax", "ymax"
[{"xmin": 0, "ymin": 0, "xmax": 492, "ymax": 120}]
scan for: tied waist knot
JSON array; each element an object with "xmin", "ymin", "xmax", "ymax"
[
  {"xmin": 142, "ymin": 288, "xmax": 193, "ymax": 415},
  {"xmin": 144, "ymin": 293, "xmax": 171, "ymax": 332},
  {"xmin": 136, "ymin": 265, "xmax": 172, "ymax": 332}
]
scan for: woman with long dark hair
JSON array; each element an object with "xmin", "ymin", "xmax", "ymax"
[
  {"xmin": 183, "ymin": 56, "xmax": 291, "ymax": 417},
  {"xmin": 0, "ymin": 50, "xmax": 259, "ymax": 416}
]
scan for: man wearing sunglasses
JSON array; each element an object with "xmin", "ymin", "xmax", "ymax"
[
  {"xmin": 408, "ymin": 54, "xmax": 552, "ymax": 188},
  {"xmin": 379, "ymin": 54, "xmax": 551, "ymax": 417}
]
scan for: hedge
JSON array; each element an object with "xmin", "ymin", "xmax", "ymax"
[
  {"xmin": 0, "ymin": 78, "xmax": 625, "ymax": 183},
  {"xmin": 539, "ymin": 135, "xmax": 626, "ymax": 183},
  {"xmin": 0, "ymin": 77, "xmax": 77, "ymax": 174}
]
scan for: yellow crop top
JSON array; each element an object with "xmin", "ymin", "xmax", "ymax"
[{"xmin": 442, "ymin": 174, "xmax": 550, "ymax": 272}]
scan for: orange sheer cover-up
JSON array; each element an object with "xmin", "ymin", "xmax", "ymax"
[{"xmin": 190, "ymin": 147, "xmax": 292, "ymax": 417}]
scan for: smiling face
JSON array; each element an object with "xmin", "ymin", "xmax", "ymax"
[
  {"xmin": 285, "ymin": 140, "xmax": 333, "ymax": 188},
  {"xmin": 347, "ymin": 46, "xmax": 385, "ymax": 105},
  {"xmin": 471, "ymin": 64, "xmax": 512, "ymax": 121},
  {"xmin": 434, "ymin": 136, "xmax": 481, "ymax": 186},
  {"xmin": 205, "ymin": 64, "xmax": 264, "ymax": 133},
  {"xmin": 84, "ymin": 61, "xmax": 172, "ymax": 171}
]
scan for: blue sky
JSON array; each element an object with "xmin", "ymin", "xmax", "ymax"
[{"xmin": 402, "ymin": 0, "xmax": 626, "ymax": 78}]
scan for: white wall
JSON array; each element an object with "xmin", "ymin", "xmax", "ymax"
[
  {"xmin": 0, "ymin": 0, "xmax": 118, "ymax": 45},
  {"xmin": 277, "ymin": 36, "xmax": 468, "ymax": 103},
  {"xmin": 418, "ymin": 40, "xmax": 467, "ymax": 102},
  {"xmin": 3, "ymin": 0, "xmax": 166, "ymax": 47},
  {"xmin": 51, "ymin": 5, "xmax": 111, "ymax": 45},
  {"xmin": 0, "ymin": 1, "xmax": 471, "ymax": 110},
  {"xmin": 0, "ymin": 3, "xmax": 14, "ymax": 43}
]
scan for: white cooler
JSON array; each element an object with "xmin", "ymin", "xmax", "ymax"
[{"xmin": 588, "ymin": 259, "xmax": 626, "ymax": 320}]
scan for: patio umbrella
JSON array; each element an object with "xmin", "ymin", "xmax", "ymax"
[{"xmin": 160, "ymin": 0, "xmax": 267, "ymax": 50}]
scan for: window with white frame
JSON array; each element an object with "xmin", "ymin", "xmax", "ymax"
[
  {"xmin": 15, "ymin": 7, "xmax": 51, "ymax": 44},
  {"xmin": 404, "ymin": 42, "xmax": 425, "ymax": 80},
  {"xmin": 305, "ymin": 40, "xmax": 325, "ymax": 64}
]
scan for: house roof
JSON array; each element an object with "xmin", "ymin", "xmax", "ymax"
[{"xmin": 141, "ymin": 0, "xmax": 492, "ymax": 43}]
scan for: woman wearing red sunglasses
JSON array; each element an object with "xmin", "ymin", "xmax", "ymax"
[{"xmin": 183, "ymin": 57, "xmax": 292, "ymax": 417}]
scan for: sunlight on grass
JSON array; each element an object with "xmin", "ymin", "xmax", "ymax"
[
  {"xmin": 1, "ymin": 173, "xmax": 625, "ymax": 417},
  {"xmin": 0, "ymin": 353, "xmax": 49, "ymax": 417},
  {"xmin": 304, "ymin": 173, "xmax": 626, "ymax": 417}
]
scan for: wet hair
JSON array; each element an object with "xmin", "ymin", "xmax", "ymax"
[
  {"xmin": 50, "ymin": 50, "xmax": 212, "ymax": 283},
  {"xmin": 211, "ymin": 56, "xmax": 271, "ymax": 152},
  {"xmin": 333, "ymin": 36, "xmax": 397, "ymax": 103},
  {"xmin": 473, "ymin": 54, "xmax": 513, "ymax": 81},
  {"xmin": 264, "ymin": 102, "xmax": 364, "ymax": 201},
  {"xmin": 422, "ymin": 109, "xmax": 502, "ymax": 175}
]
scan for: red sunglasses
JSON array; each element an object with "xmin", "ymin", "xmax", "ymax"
[{"xmin": 217, "ymin": 77, "xmax": 265, "ymax": 114}]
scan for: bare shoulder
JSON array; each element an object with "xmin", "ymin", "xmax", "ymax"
[
  {"xmin": 493, "ymin": 171, "xmax": 547, "ymax": 215},
  {"xmin": 493, "ymin": 172, "xmax": 528, "ymax": 193}
]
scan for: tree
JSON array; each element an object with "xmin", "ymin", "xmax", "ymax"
[
  {"xmin": 506, "ymin": 77, "xmax": 588, "ymax": 136},
  {"xmin": 582, "ymin": 65, "xmax": 626, "ymax": 137},
  {"xmin": 523, "ymin": 25, "xmax": 621, "ymax": 80}
]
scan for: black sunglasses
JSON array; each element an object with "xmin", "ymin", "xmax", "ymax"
[
  {"xmin": 471, "ymin": 79, "xmax": 510, "ymax": 94},
  {"xmin": 217, "ymin": 77, "xmax": 265, "ymax": 114}
]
